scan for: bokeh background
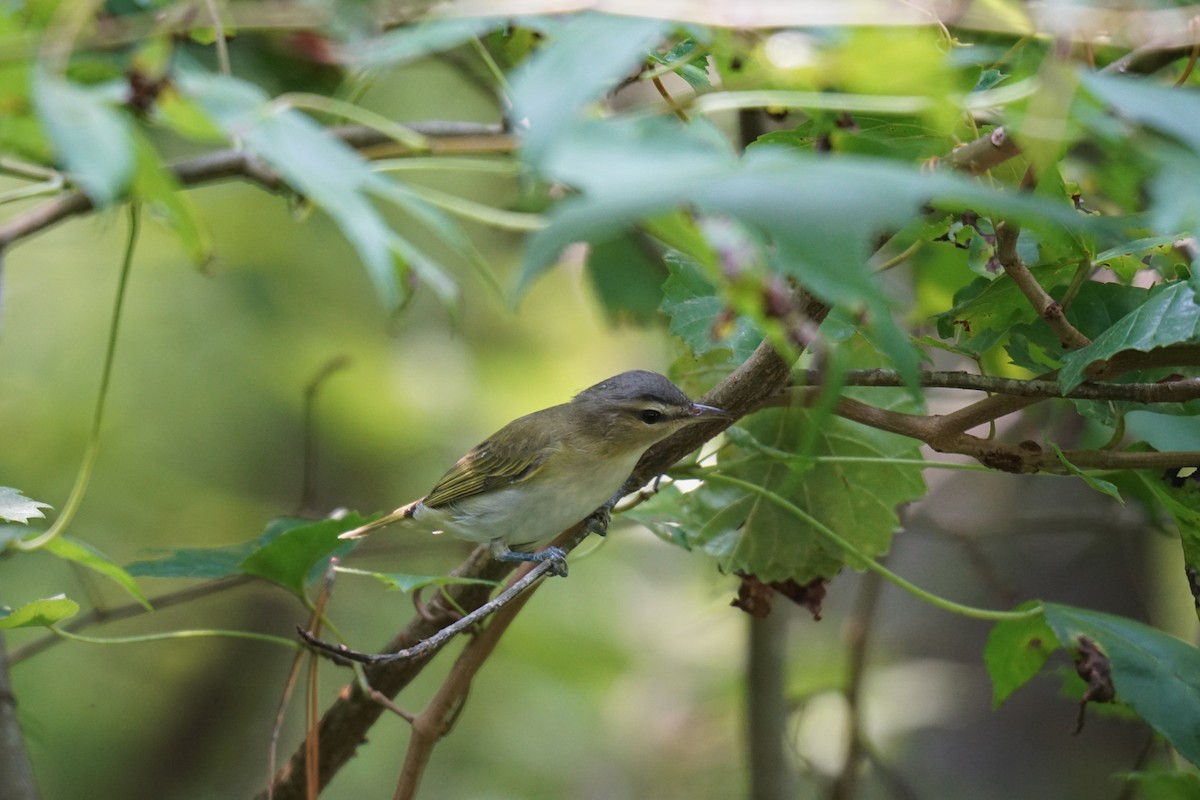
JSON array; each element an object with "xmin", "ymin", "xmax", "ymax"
[{"xmin": 2, "ymin": 33, "xmax": 1197, "ymax": 800}]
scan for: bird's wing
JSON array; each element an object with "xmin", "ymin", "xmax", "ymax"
[{"xmin": 422, "ymin": 417, "xmax": 559, "ymax": 509}]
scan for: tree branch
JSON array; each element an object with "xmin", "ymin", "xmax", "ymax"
[
  {"xmin": 994, "ymin": 220, "xmax": 1091, "ymax": 350},
  {"xmin": 794, "ymin": 369, "xmax": 1200, "ymax": 403},
  {"xmin": 0, "ymin": 122, "xmax": 512, "ymax": 253}
]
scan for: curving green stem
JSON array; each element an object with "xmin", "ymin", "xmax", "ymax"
[
  {"xmin": 16, "ymin": 205, "xmax": 140, "ymax": 552},
  {"xmin": 705, "ymin": 473, "xmax": 1044, "ymax": 622},
  {"xmin": 51, "ymin": 625, "xmax": 301, "ymax": 651}
]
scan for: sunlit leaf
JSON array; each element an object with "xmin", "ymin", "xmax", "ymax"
[
  {"xmin": 0, "ymin": 595, "xmax": 79, "ymax": 629},
  {"xmin": 0, "ymin": 486, "xmax": 50, "ymax": 524},
  {"xmin": 337, "ymin": 567, "xmax": 498, "ymax": 593}
]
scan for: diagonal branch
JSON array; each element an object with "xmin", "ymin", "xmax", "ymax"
[{"xmin": 994, "ymin": 220, "xmax": 1091, "ymax": 350}]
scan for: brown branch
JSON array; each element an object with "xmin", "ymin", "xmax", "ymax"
[
  {"xmin": 258, "ymin": 546, "xmax": 518, "ymax": 800},
  {"xmin": 392, "ymin": 562, "xmax": 543, "ymax": 800},
  {"xmin": 995, "ymin": 220, "xmax": 1092, "ymax": 350},
  {"xmin": 795, "ymin": 369, "xmax": 1200, "ymax": 403},
  {"xmin": 940, "ymin": 126, "xmax": 1022, "ymax": 175},
  {"xmin": 0, "ymin": 122, "xmax": 512, "ymax": 253},
  {"xmin": 828, "ymin": 395, "xmax": 1200, "ymax": 474}
]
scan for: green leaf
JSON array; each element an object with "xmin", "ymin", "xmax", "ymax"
[
  {"xmin": 176, "ymin": 71, "xmax": 465, "ymax": 313},
  {"xmin": 238, "ymin": 515, "xmax": 364, "ymax": 596},
  {"xmin": 510, "ymin": 13, "xmax": 672, "ymax": 164},
  {"xmin": 586, "ymin": 232, "xmax": 668, "ymax": 324},
  {"xmin": 44, "ymin": 536, "xmax": 152, "ymax": 610},
  {"xmin": 1083, "ymin": 73, "xmax": 1200, "ymax": 155},
  {"xmin": 130, "ymin": 130, "xmax": 213, "ymax": 266},
  {"xmin": 33, "ymin": 70, "xmax": 133, "ymax": 206},
  {"xmin": 0, "ymin": 595, "xmax": 79, "ymax": 629},
  {"xmin": 0, "ymin": 486, "xmax": 51, "ymax": 524},
  {"xmin": 636, "ymin": 390, "xmax": 926, "ymax": 583},
  {"xmin": 1043, "ymin": 603, "xmax": 1200, "ymax": 766},
  {"xmin": 935, "ymin": 261, "xmax": 1079, "ymax": 347},
  {"xmin": 1059, "ymin": 281, "xmax": 1200, "ymax": 393},
  {"xmin": 1115, "ymin": 770, "xmax": 1200, "ymax": 800},
  {"xmin": 660, "ymin": 254, "xmax": 762, "ymax": 362},
  {"xmin": 522, "ymin": 115, "xmax": 1085, "ymax": 386},
  {"xmin": 1049, "ymin": 443, "xmax": 1123, "ymax": 504},
  {"xmin": 128, "ymin": 513, "xmax": 367, "ymax": 586},
  {"xmin": 983, "ymin": 604, "xmax": 1059, "ymax": 708},
  {"xmin": 1131, "ymin": 471, "xmax": 1200, "ymax": 584}
]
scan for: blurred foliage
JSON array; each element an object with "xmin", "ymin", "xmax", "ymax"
[{"xmin": 2, "ymin": 2, "xmax": 1200, "ymax": 799}]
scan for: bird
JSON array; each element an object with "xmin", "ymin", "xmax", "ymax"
[{"xmin": 339, "ymin": 370, "xmax": 727, "ymax": 575}]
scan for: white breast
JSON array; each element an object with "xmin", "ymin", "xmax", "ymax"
[{"xmin": 412, "ymin": 447, "xmax": 641, "ymax": 548}]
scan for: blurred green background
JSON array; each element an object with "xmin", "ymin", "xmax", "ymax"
[{"xmin": 2, "ymin": 35, "xmax": 1198, "ymax": 800}]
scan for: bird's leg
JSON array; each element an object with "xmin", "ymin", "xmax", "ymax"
[
  {"xmin": 490, "ymin": 539, "xmax": 568, "ymax": 577},
  {"xmin": 584, "ymin": 487, "xmax": 626, "ymax": 538}
]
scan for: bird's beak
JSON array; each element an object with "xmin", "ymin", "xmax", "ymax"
[{"xmin": 687, "ymin": 402, "xmax": 728, "ymax": 419}]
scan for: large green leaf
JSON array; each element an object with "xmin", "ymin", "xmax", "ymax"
[
  {"xmin": 1058, "ymin": 281, "xmax": 1200, "ymax": 392},
  {"xmin": 33, "ymin": 70, "xmax": 133, "ymax": 206},
  {"xmin": 0, "ymin": 486, "xmax": 50, "ymax": 524},
  {"xmin": 521, "ymin": 115, "xmax": 1085, "ymax": 384},
  {"xmin": 633, "ymin": 392, "xmax": 926, "ymax": 583},
  {"xmin": 1043, "ymin": 603, "xmax": 1200, "ymax": 766},
  {"xmin": 0, "ymin": 595, "xmax": 79, "ymax": 629}
]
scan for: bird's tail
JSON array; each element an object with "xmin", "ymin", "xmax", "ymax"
[{"xmin": 338, "ymin": 501, "xmax": 419, "ymax": 540}]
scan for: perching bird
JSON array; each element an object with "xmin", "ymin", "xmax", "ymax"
[{"xmin": 339, "ymin": 370, "xmax": 726, "ymax": 574}]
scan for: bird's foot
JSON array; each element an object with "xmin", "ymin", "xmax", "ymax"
[
  {"xmin": 493, "ymin": 544, "xmax": 569, "ymax": 577},
  {"xmin": 584, "ymin": 505, "xmax": 612, "ymax": 537}
]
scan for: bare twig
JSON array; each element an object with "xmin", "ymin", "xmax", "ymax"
[
  {"xmin": 794, "ymin": 369, "xmax": 1200, "ymax": 403},
  {"xmin": 994, "ymin": 221, "xmax": 1091, "ymax": 350},
  {"xmin": 392, "ymin": 562, "xmax": 544, "ymax": 800}
]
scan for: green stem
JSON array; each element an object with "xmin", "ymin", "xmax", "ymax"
[
  {"xmin": 706, "ymin": 473, "xmax": 1043, "ymax": 622},
  {"xmin": 16, "ymin": 205, "xmax": 140, "ymax": 552},
  {"xmin": 51, "ymin": 626, "xmax": 301, "ymax": 650}
]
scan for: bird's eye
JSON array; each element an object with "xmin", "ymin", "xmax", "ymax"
[{"xmin": 639, "ymin": 409, "xmax": 664, "ymax": 424}]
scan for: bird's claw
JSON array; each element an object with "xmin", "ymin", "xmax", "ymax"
[{"xmin": 584, "ymin": 506, "xmax": 612, "ymax": 537}]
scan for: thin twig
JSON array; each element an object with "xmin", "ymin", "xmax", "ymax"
[
  {"xmin": 793, "ymin": 369, "xmax": 1200, "ymax": 403},
  {"xmin": 994, "ymin": 221, "xmax": 1091, "ymax": 350},
  {"xmin": 392, "ymin": 562, "xmax": 543, "ymax": 800}
]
